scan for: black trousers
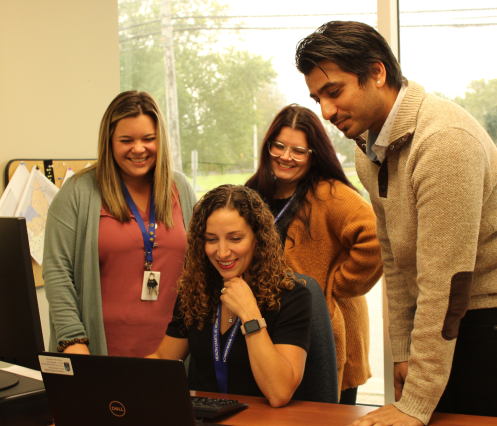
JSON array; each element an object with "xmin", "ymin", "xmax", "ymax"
[
  {"xmin": 435, "ymin": 307, "xmax": 497, "ymax": 417},
  {"xmin": 339, "ymin": 386, "xmax": 358, "ymax": 405}
]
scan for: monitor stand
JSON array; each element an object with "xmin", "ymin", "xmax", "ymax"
[{"xmin": 0, "ymin": 370, "xmax": 20, "ymax": 391}]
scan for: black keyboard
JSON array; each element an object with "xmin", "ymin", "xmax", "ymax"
[{"xmin": 191, "ymin": 396, "xmax": 248, "ymax": 419}]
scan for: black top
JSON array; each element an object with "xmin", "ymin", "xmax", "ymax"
[
  {"xmin": 268, "ymin": 196, "xmax": 293, "ymax": 244},
  {"xmin": 166, "ymin": 282, "xmax": 312, "ymax": 397}
]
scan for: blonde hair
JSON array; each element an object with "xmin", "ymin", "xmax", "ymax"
[{"xmin": 81, "ymin": 91, "xmax": 175, "ymax": 227}]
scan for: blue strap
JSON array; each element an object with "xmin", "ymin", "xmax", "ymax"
[
  {"xmin": 121, "ymin": 180, "xmax": 156, "ymax": 268},
  {"xmin": 212, "ymin": 303, "xmax": 241, "ymax": 394},
  {"xmin": 273, "ymin": 192, "xmax": 296, "ymax": 224}
]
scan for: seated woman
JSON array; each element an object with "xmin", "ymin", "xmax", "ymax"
[{"xmin": 150, "ymin": 185, "xmax": 312, "ymax": 407}]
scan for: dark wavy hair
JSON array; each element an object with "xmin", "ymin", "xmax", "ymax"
[
  {"xmin": 178, "ymin": 185, "xmax": 295, "ymax": 330},
  {"xmin": 295, "ymin": 21, "xmax": 404, "ymax": 90},
  {"xmin": 246, "ymin": 104, "xmax": 356, "ymax": 246}
]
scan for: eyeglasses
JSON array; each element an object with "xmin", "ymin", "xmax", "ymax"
[{"xmin": 268, "ymin": 141, "xmax": 312, "ymax": 162}]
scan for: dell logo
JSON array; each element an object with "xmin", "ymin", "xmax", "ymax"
[{"xmin": 109, "ymin": 401, "xmax": 126, "ymax": 417}]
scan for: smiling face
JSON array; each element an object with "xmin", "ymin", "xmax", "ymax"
[
  {"xmin": 111, "ymin": 114, "xmax": 158, "ymax": 185},
  {"xmin": 269, "ymin": 126, "xmax": 312, "ymax": 194},
  {"xmin": 205, "ymin": 208, "xmax": 256, "ymax": 283},
  {"xmin": 305, "ymin": 61, "xmax": 387, "ymax": 139}
]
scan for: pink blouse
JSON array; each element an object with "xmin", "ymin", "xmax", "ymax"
[{"xmin": 99, "ymin": 186, "xmax": 187, "ymax": 357}]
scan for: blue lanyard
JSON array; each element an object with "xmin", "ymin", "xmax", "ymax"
[
  {"xmin": 121, "ymin": 180, "xmax": 156, "ymax": 270},
  {"xmin": 273, "ymin": 192, "xmax": 296, "ymax": 224},
  {"xmin": 212, "ymin": 303, "xmax": 241, "ymax": 394}
]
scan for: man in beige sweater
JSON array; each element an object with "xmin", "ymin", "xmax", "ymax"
[{"xmin": 295, "ymin": 21, "xmax": 497, "ymax": 425}]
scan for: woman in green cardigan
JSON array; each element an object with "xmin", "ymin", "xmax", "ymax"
[{"xmin": 43, "ymin": 91, "xmax": 196, "ymax": 357}]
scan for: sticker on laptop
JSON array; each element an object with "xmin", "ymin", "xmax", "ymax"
[{"xmin": 38, "ymin": 355, "xmax": 74, "ymax": 376}]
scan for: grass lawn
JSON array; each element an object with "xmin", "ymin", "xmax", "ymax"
[
  {"xmin": 187, "ymin": 172, "xmax": 254, "ymax": 198},
  {"xmin": 186, "ymin": 170, "xmax": 370, "ymax": 203}
]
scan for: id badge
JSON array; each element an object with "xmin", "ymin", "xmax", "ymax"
[{"xmin": 141, "ymin": 271, "xmax": 161, "ymax": 301}]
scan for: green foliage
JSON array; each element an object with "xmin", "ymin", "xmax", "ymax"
[
  {"xmin": 452, "ymin": 79, "xmax": 497, "ymax": 144},
  {"xmin": 177, "ymin": 47, "xmax": 276, "ymax": 167},
  {"xmin": 322, "ymin": 120, "xmax": 356, "ymax": 165},
  {"xmin": 118, "ymin": 0, "xmax": 280, "ymax": 168}
]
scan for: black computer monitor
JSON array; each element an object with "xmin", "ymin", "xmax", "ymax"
[{"xmin": 0, "ymin": 217, "xmax": 45, "ymax": 391}]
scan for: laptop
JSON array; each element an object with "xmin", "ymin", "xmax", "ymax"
[{"xmin": 39, "ymin": 352, "xmax": 229, "ymax": 426}]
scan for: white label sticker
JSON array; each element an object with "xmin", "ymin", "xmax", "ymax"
[{"xmin": 38, "ymin": 355, "xmax": 74, "ymax": 376}]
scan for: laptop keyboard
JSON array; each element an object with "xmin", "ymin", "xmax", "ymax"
[{"xmin": 191, "ymin": 396, "xmax": 248, "ymax": 419}]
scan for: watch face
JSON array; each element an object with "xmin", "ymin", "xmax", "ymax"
[{"xmin": 244, "ymin": 319, "xmax": 261, "ymax": 334}]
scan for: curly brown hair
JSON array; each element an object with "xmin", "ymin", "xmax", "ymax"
[{"xmin": 178, "ymin": 185, "xmax": 296, "ymax": 330}]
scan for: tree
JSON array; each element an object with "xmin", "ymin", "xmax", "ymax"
[
  {"xmin": 255, "ymin": 82, "xmax": 288, "ymax": 151},
  {"xmin": 322, "ymin": 121, "xmax": 356, "ymax": 166},
  {"xmin": 452, "ymin": 79, "xmax": 497, "ymax": 144},
  {"xmin": 176, "ymin": 47, "xmax": 276, "ymax": 168},
  {"xmin": 118, "ymin": 0, "xmax": 279, "ymax": 170}
]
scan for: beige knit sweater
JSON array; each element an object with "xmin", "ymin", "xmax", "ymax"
[
  {"xmin": 284, "ymin": 180, "xmax": 383, "ymax": 392},
  {"xmin": 355, "ymin": 81, "xmax": 497, "ymax": 424}
]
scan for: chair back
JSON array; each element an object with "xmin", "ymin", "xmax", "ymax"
[{"xmin": 292, "ymin": 273, "xmax": 339, "ymax": 403}]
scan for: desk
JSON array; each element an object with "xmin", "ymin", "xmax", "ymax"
[{"xmin": 193, "ymin": 391, "xmax": 497, "ymax": 426}]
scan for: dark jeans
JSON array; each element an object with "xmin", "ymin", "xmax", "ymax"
[
  {"xmin": 339, "ymin": 386, "xmax": 358, "ymax": 405},
  {"xmin": 435, "ymin": 307, "xmax": 497, "ymax": 417}
]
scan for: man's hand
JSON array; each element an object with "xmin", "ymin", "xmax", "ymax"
[
  {"xmin": 347, "ymin": 404, "xmax": 423, "ymax": 426},
  {"xmin": 394, "ymin": 362, "xmax": 409, "ymax": 401}
]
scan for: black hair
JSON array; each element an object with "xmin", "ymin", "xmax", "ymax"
[{"xmin": 295, "ymin": 21, "xmax": 404, "ymax": 90}]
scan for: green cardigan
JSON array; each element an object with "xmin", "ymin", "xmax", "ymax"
[{"xmin": 43, "ymin": 169, "xmax": 197, "ymax": 354}]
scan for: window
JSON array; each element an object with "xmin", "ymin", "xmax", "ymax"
[
  {"xmin": 119, "ymin": 0, "xmax": 382, "ymax": 405},
  {"xmin": 399, "ymin": 0, "xmax": 497, "ymax": 145}
]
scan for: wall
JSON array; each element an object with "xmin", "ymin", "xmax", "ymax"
[{"xmin": 0, "ymin": 0, "xmax": 120, "ymax": 349}]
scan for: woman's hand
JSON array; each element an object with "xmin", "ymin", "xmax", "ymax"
[
  {"xmin": 221, "ymin": 276, "xmax": 307, "ymax": 408},
  {"xmin": 63, "ymin": 343, "xmax": 90, "ymax": 355},
  {"xmin": 220, "ymin": 276, "xmax": 261, "ymax": 322}
]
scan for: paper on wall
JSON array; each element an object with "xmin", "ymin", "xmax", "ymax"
[
  {"xmin": 15, "ymin": 166, "xmax": 59, "ymax": 265},
  {"xmin": 0, "ymin": 162, "xmax": 30, "ymax": 216},
  {"xmin": 61, "ymin": 167, "xmax": 75, "ymax": 186}
]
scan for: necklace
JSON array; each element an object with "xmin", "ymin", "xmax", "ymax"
[{"xmin": 225, "ymin": 305, "xmax": 234, "ymax": 323}]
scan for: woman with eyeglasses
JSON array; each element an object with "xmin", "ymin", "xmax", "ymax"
[{"xmin": 246, "ymin": 104, "xmax": 383, "ymax": 405}]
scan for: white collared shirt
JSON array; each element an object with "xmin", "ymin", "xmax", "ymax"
[{"xmin": 366, "ymin": 83, "xmax": 408, "ymax": 163}]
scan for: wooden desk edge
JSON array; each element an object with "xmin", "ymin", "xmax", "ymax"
[{"xmin": 190, "ymin": 391, "xmax": 497, "ymax": 426}]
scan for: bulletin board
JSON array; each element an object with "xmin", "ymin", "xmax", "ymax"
[{"xmin": 5, "ymin": 159, "xmax": 97, "ymax": 287}]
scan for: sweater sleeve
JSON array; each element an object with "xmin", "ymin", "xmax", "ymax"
[
  {"xmin": 372, "ymin": 199, "xmax": 416, "ymax": 363},
  {"xmin": 330, "ymin": 193, "xmax": 383, "ymax": 300},
  {"xmin": 43, "ymin": 178, "xmax": 88, "ymax": 346},
  {"xmin": 174, "ymin": 170, "xmax": 197, "ymax": 232},
  {"xmin": 393, "ymin": 129, "xmax": 487, "ymax": 425}
]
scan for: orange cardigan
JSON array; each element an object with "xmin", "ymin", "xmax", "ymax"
[{"xmin": 284, "ymin": 180, "xmax": 383, "ymax": 391}]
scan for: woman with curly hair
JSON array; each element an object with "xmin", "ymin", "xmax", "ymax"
[
  {"xmin": 150, "ymin": 185, "xmax": 312, "ymax": 407},
  {"xmin": 246, "ymin": 104, "xmax": 383, "ymax": 405}
]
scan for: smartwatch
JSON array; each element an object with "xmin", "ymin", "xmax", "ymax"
[{"xmin": 240, "ymin": 318, "xmax": 267, "ymax": 335}]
